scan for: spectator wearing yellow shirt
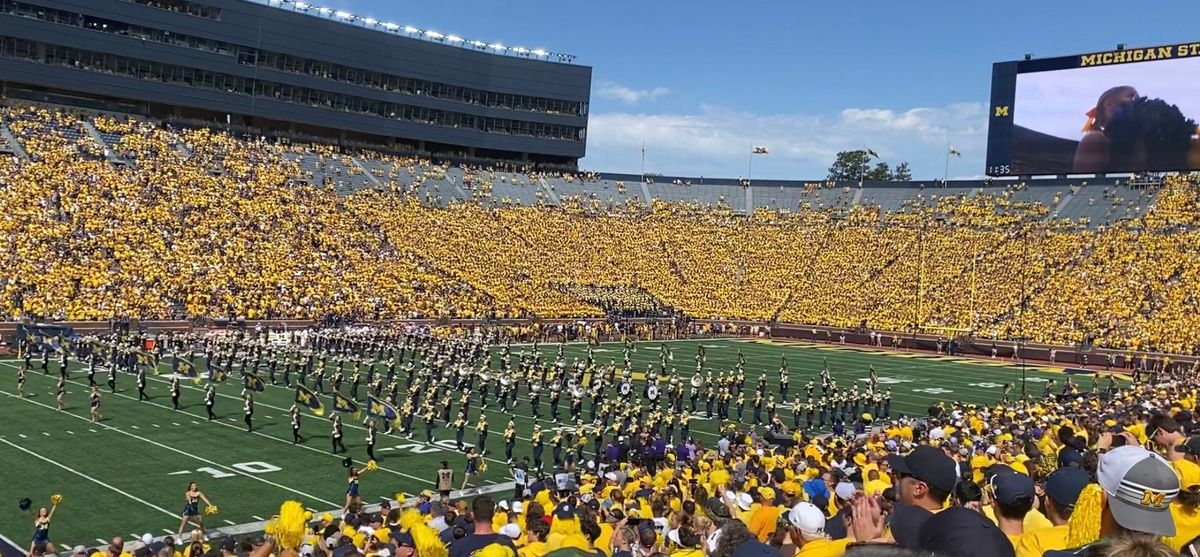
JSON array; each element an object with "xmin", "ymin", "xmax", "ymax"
[
  {"xmin": 987, "ymin": 467, "xmax": 1036, "ymax": 550},
  {"xmin": 518, "ymin": 520, "xmax": 549, "ymax": 557},
  {"xmin": 733, "ymin": 493, "xmax": 757, "ymax": 526},
  {"xmin": 1015, "ymin": 468, "xmax": 1088, "ymax": 557},
  {"xmin": 784, "ymin": 502, "xmax": 851, "ymax": 557},
  {"xmin": 747, "ymin": 487, "xmax": 781, "ymax": 542},
  {"xmin": 1166, "ymin": 436, "xmax": 1200, "ymax": 551}
]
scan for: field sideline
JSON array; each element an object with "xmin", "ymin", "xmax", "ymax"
[{"xmin": 0, "ymin": 337, "xmax": 1124, "ymax": 546}]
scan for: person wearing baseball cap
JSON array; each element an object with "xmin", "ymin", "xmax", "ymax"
[
  {"xmin": 784, "ymin": 502, "xmax": 850, "ymax": 557},
  {"xmin": 986, "ymin": 466, "xmax": 1036, "ymax": 547},
  {"xmin": 1044, "ymin": 446, "xmax": 1180, "ymax": 557},
  {"xmin": 747, "ymin": 487, "xmax": 779, "ymax": 542},
  {"xmin": 1165, "ymin": 437, "xmax": 1200, "ymax": 552},
  {"xmin": 887, "ymin": 445, "xmax": 958, "ymax": 512},
  {"xmin": 1015, "ymin": 467, "xmax": 1089, "ymax": 557},
  {"xmin": 916, "ymin": 506, "xmax": 1015, "ymax": 557}
]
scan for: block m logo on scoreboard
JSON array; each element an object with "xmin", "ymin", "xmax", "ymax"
[{"xmin": 994, "ymin": 105, "xmax": 1010, "ymax": 117}]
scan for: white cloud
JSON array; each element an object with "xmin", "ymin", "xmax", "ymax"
[
  {"xmin": 595, "ymin": 81, "xmax": 670, "ymax": 104},
  {"xmin": 581, "ymin": 102, "xmax": 989, "ymax": 180}
]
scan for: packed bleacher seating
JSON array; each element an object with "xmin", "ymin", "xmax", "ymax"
[{"xmin": 1, "ymin": 104, "xmax": 1199, "ymax": 354}]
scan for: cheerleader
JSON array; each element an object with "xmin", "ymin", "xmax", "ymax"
[
  {"xmin": 170, "ymin": 375, "xmax": 181, "ymax": 410},
  {"xmin": 344, "ymin": 465, "xmax": 373, "ymax": 514},
  {"xmin": 30, "ymin": 504, "xmax": 57, "ymax": 555},
  {"xmin": 175, "ymin": 482, "xmax": 214, "ymax": 538},
  {"xmin": 89, "ymin": 386, "xmax": 102, "ymax": 423},
  {"xmin": 16, "ymin": 365, "xmax": 25, "ymax": 398},
  {"xmin": 55, "ymin": 376, "xmax": 66, "ymax": 410},
  {"xmin": 461, "ymin": 447, "xmax": 481, "ymax": 490}
]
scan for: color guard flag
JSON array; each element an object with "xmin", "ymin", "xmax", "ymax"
[
  {"xmin": 207, "ymin": 360, "xmax": 228, "ymax": 384},
  {"xmin": 134, "ymin": 350, "xmax": 157, "ymax": 372},
  {"xmin": 367, "ymin": 395, "xmax": 399, "ymax": 422},
  {"xmin": 172, "ymin": 356, "xmax": 201, "ymax": 384},
  {"xmin": 243, "ymin": 370, "xmax": 266, "ymax": 393},
  {"xmin": 333, "ymin": 391, "xmax": 359, "ymax": 415},
  {"xmin": 752, "ymin": 146, "xmax": 770, "ymax": 154},
  {"xmin": 949, "ymin": 146, "xmax": 962, "ymax": 157},
  {"xmin": 294, "ymin": 385, "xmax": 325, "ymax": 416}
]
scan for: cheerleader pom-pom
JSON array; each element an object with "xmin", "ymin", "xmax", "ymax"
[
  {"xmin": 276, "ymin": 501, "xmax": 309, "ymax": 550},
  {"xmin": 365, "ymin": 460, "xmax": 378, "ymax": 472},
  {"xmin": 19, "ymin": 498, "xmax": 32, "ymax": 511},
  {"xmin": 205, "ymin": 505, "xmax": 219, "ymax": 516},
  {"xmin": 303, "ymin": 511, "xmax": 314, "ymax": 521},
  {"xmin": 394, "ymin": 492, "xmax": 407, "ymax": 505},
  {"xmin": 479, "ymin": 462, "xmax": 488, "ymax": 473},
  {"xmin": 50, "ymin": 494, "xmax": 63, "ymax": 505}
]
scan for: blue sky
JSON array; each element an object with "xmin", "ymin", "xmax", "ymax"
[{"xmin": 285, "ymin": 0, "xmax": 1199, "ymax": 179}]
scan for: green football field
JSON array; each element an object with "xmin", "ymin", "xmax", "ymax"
[{"xmin": 0, "ymin": 337, "xmax": 1124, "ymax": 547}]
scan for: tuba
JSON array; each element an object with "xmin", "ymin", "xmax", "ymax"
[
  {"xmin": 572, "ymin": 385, "xmax": 587, "ymax": 399},
  {"xmin": 691, "ymin": 375, "xmax": 705, "ymax": 389}
]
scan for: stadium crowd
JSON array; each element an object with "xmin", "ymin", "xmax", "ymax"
[{"xmin": 3, "ymin": 106, "xmax": 1200, "ymax": 353}]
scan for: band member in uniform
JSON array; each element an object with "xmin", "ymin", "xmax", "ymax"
[
  {"xmin": 175, "ymin": 482, "xmax": 214, "ymax": 539},
  {"xmin": 16, "ymin": 365, "xmax": 25, "ymax": 398},
  {"xmin": 59, "ymin": 349, "xmax": 69, "ymax": 379},
  {"xmin": 365, "ymin": 419, "xmax": 378, "ymax": 461},
  {"xmin": 55, "ymin": 376, "xmax": 66, "ymax": 410},
  {"xmin": 30, "ymin": 503, "xmax": 58, "ymax": 555},
  {"xmin": 171, "ymin": 375, "xmax": 181, "ymax": 410},
  {"xmin": 90, "ymin": 386, "xmax": 102, "ymax": 423},
  {"xmin": 40, "ymin": 348, "xmax": 49, "ymax": 376},
  {"xmin": 291, "ymin": 406, "xmax": 303, "ymax": 444},
  {"xmin": 205, "ymin": 385, "xmax": 217, "ymax": 420},
  {"xmin": 243, "ymin": 391, "xmax": 254, "ymax": 432},
  {"xmin": 137, "ymin": 366, "xmax": 149, "ymax": 401},
  {"xmin": 107, "ymin": 361, "xmax": 118, "ymax": 393},
  {"xmin": 453, "ymin": 412, "xmax": 466, "ymax": 451},
  {"xmin": 332, "ymin": 414, "xmax": 347, "ymax": 454},
  {"xmin": 531, "ymin": 424, "xmax": 544, "ymax": 472},
  {"xmin": 436, "ymin": 460, "xmax": 455, "ymax": 501},
  {"xmin": 87, "ymin": 354, "xmax": 97, "ymax": 387},
  {"xmin": 504, "ymin": 419, "xmax": 517, "ymax": 464},
  {"xmin": 475, "ymin": 415, "xmax": 489, "ymax": 456}
]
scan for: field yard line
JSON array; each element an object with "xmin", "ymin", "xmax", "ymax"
[
  {"xmin": 0, "ymin": 532, "xmax": 29, "ymax": 557},
  {"xmin": 0, "ymin": 437, "xmax": 178, "ymax": 518},
  {"xmin": 2, "ymin": 363, "xmax": 436, "ymax": 489},
  {"xmin": 0, "ymin": 386, "xmax": 343, "ymax": 508}
]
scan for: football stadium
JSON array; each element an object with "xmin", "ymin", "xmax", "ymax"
[{"xmin": 0, "ymin": 2, "xmax": 1199, "ymax": 557}]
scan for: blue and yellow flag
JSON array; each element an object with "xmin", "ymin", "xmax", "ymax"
[
  {"xmin": 333, "ymin": 391, "xmax": 359, "ymax": 415},
  {"xmin": 207, "ymin": 360, "xmax": 228, "ymax": 384},
  {"xmin": 172, "ymin": 356, "xmax": 201, "ymax": 384},
  {"xmin": 243, "ymin": 371, "xmax": 266, "ymax": 393},
  {"xmin": 366, "ymin": 395, "xmax": 399, "ymax": 422},
  {"xmin": 134, "ymin": 350, "xmax": 157, "ymax": 373},
  {"xmin": 295, "ymin": 385, "xmax": 324, "ymax": 417}
]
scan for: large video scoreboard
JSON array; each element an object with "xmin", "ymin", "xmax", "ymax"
[{"xmin": 986, "ymin": 41, "xmax": 1200, "ymax": 176}]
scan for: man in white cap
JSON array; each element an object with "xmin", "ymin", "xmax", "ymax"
[
  {"xmin": 1045, "ymin": 445, "xmax": 1180, "ymax": 556},
  {"xmin": 785, "ymin": 502, "xmax": 851, "ymax": 556}
]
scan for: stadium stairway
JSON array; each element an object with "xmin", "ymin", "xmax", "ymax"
[
  {"xmin": 350, "ymin": 156, "xmax": 384, "ymax": 189},
  {"xmin": 81, "ymin": 120, "xmax": 124, "ymax": 163},
  {"xmin": 1046, "ymin": 187, "xmax": 1078, "ymax": 221},
  {"xmin": 537, "ymin": 176, "xmax": 563, "ymax": 205},
  {"xmin": 0, "ymin": 121, "xmax": 28, "ymax": 160}
]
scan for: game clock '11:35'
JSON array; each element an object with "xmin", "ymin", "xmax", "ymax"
[{"xmin": 987, "ymin": 165, "xmax": 1011, "ymax": 175}]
